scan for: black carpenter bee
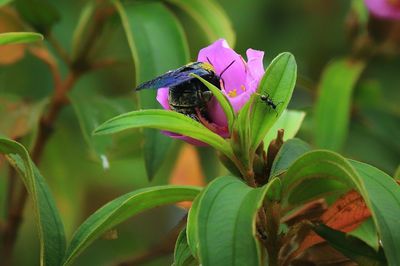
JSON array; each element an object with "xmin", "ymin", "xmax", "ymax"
[
  {"xmin": 256, "ymin": 93, "xmax": 283, "ymax": 117},
  {"xmin": 135, "ymin": 60, "xmax": 235, "ymax": 121}
]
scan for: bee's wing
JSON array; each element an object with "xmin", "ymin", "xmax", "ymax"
[
  {"xmin": 135, "ymin": 63, "xmax": 209, "ymax": 91},
  {"xmin": 135, "ymin": 71, "xmax": 192, "ymax": 90}
]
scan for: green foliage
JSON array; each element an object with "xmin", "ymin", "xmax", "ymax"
[
  {"xmin": 69, "ymin": 90, "xmax": 137, "ymax": 164},
  {"xmin": 1, "ymin": 0, "xmax": 400, "ymax": 265},
  {"xmin": 166, "ymin": 0, "xmax": 235, "ymax": 51},
  {"xmin": 0, "ymin": 138, "xmax": 65, "ymax": 266},
  {"xmin": 0, "ymin": 0, "xmax": 13, "ymax": 7},
  {"xmin": 115, "ymin": 0, "xmax": 190, "ymax": 179},
  {"xmin": 312, "ymin": 224, "xmax": 386, "ymax": 265},
  {"xmin": 349, "ymin": 219, "xmax": 379, "ymax": 251},
  {"xmin": 62, "ymin": 185, "xmax": 201, "ymax": 265},
  {"xmin": 263, "ymin": 109, "xmax": 306, "ymax": 147},
  {"xmin": 314, "ymin": 58, "xmax": 365, "ymax": 151},
  {"xmin": 70, "ymin": 1, "xmax": 95, "ymax": 62},
  {"xmin": 270, "ymin": 138, "xmax": 311, "ymax": 177},
  {"xmin": 248, "ymin": 52, "xmax": 297, "ymax": 151},
  {"xmin": 282, "ymin": 150, "xmax": 400, "ymax": 265},
  {"xmin": 0, "ymin": 32, "xmax": 43, "ymax": 45},
  {"xmin": 14, "ymin": 0, "xmax": 60, "ymax": 34},
  {"xmin": 187, "ymin": 176, "xmax": 280, "ymax": 265},
  {"xmin": 174, "ymin": 229, "xmax": 197, "ymax": 266},
  {"xmin": 94, "ymin": 109, "xmax": 233, "ymax": 158}
]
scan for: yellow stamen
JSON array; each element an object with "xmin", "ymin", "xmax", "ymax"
[
  {"xmin": 240, "ymin": 85, "xmax": 246, "ymax": 92},
  {"xmin": 228, "ymin": 89, "xmax": 238, "ymax": 98}
]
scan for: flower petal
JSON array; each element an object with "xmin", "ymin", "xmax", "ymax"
[
  {"xmin": 156, "ymin": 87, "xmax": 170, "ymax": 110},
  {"xmin": 365, "ymin": 0, "xmax": 400, "ymax": 19},
  {"xmin": 246, "ymin": 48, "xmax": 265, "ymax": 87},
  {"xmin": 229, "ymin": 89, "xmax": 253, "ymax": 113},
  {"xmin": 198, "ymin": 39, "xmax": 247, "ymax": 95},
  {"xmin": 161, "ymin": 131, "xmax": 208, "ymax": 146}
]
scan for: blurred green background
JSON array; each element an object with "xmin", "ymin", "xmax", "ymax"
[{"xmin": 0, "ymin": 0, "xmax": 399, "ymax": 265}]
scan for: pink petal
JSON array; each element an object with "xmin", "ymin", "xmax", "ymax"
[
  {"xmin": 156, "ymin": 87, "xmax": 170, "ymax": 110},
  {"xmin": 161, "ymin": 131, "xmax": 208, "ymax": 146},
  {"xmin": 207, "ymin": 97, "xmax": 227, "ymax": 126},
  {"xmin": 246, "ymin": 49, "xmax": 265, "ymax": 92},
  {"xmin": 154, "ymin": 39, "xmax": 265, "ymax": 145},
  {"xmin": 198, "ymin": 39, "xmax": 247, "ymax": 95},
  {"xmin": 229, "ymin": 90, "xmax": 253, "ymax": 112},
  {"xmin": 365, "ymin": 0, "xmax": 400, "ymax": 19},
  {"xmin": 202, "ymin": 42, "xmax": 265, "ymax": 131}
]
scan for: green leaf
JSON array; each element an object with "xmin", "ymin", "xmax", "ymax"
[
  {"xmin": 197, "ymin": 146, "xmax": 225, "ymax": 182},
  {"xmin": 0, "ymin": 32, "xmax": 43, "ymax": 45},
  {"xmin": 62, "ymin": 186, "xmax": 201, "ymax": 266},
  {"xmin": 70, "ymin": 0, "xmax": 95, "ymax": 61},
  {"xmin": 186, "ymin": 187, "xmax": 202, "ymax": 258},
  {"xmin": 350, "ymin": 160, "xmax": 400, "ymax": 265},
  {"xmin": 189, "ymin": 176, "xmax": 281, "ymax": 265},
  {"xmin": 394, "ymin": 165, "xmax": 400, "ymax": 180},
  {"xmin": 352, "ymin": 0, "xmax": 369, "ymax": 27},
  {"xmin": 314, "ymin": 58, "xmax": 365, "ymax": 151},
  {"xmin": 234, "ymin": 94, "xmax": 255, "ymax": 156},
  {"xmin": 174, "ymin": 229, "xmax": 198, "ymax": 266},
  {"xmin": 14, "ymin": 0, "xmax": 60, "ymax": 34},
  {"xmin": 263, "ymin": 109, "xmax": 306, "ymax": 147},
  {"xmin": 0, "ymin": 138, "xmax": 66, "ymax": 266},
  {"xmin": 192, "ymin": 73, "xmax": 236, "ymax": 132},
  {"xmin": 69, "ymin": 91, "xmax": 140, "ymax": 166},
  {"xmin": 93, "ymin": 109, "xmax": 233, "ymax": 158},
  {"xmin": 115, "ymin": 0, "xmax": 189, "ymax": 85},
  {"xmin": 142, "ymin": 129, "xmax": 173, "ymax": 180},
  {"xmin": 349, "ymin": 218, "xmax": 379, "ymax": 251},
  {"xmin": 282, "ymin": 150, "xmax": 400, "ymax": 265},
  {"xmin": 0, "ymin": 0, "xmax": 13, "ymax": 7},
  {"xmin": 166, "ymin": 0, "xmax": 235, "ymax": 49},
  {"xmin": 312, "ymin": 223, "xmax": 386, "ymax": 265},
  {"xmin": 249, "ymin": 52, "xmax": 297, "ymax": 151},
  {"xmin": 115, "ymin": 0, "xmax": 189, "ymax": 180},
  {"xmin": 270, "ymin": 138, "xmax": 311, "ymax": 177},
  {"xmin": 281, "ymin": 151, "xmax": 356, "ymax": 209}
]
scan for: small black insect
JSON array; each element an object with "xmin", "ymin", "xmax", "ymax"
[
  {"xmin": 256, "ymin": 93, "xmax": 283, "ymax": 117},
  {"xmin": 135, "ymin": 60, "xmax": 235, "ymax": 122}
]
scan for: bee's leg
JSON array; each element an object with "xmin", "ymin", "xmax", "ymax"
[
  {"xmin": 187, "ymin": 113, "xmax": 200, "ymax": 121},
  {"xmin": 195, "ymin": 108, "xmax": 218, "ymax": 131}
]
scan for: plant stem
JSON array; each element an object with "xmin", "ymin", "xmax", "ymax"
[
  {"xmin": 1, "ymin": 4, "xmax": 114, "ymax": 262},
  {"xmin": 1, "ymin": 70, "xmax": 79, "ymax": 265},
  {"xmin": 265, "ymin": 202, "xmax": 281, "ymax": 266}
]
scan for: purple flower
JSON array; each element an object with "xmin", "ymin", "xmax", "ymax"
[
  {"xmin": 365, "ymin": 0, "xmax": 400, "ymax": 20},
  {"xmin": 157, "ymin": 39, "xmax": 265, "ymax": 145}
]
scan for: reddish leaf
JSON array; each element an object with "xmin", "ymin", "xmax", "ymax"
[
  {"xmin": 281, "ymin": 198, "xmax": 327, "ymax": 226},
  {"xmin": 299, "ymin": 190, "xmax": 371, "ymax": 252}
]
